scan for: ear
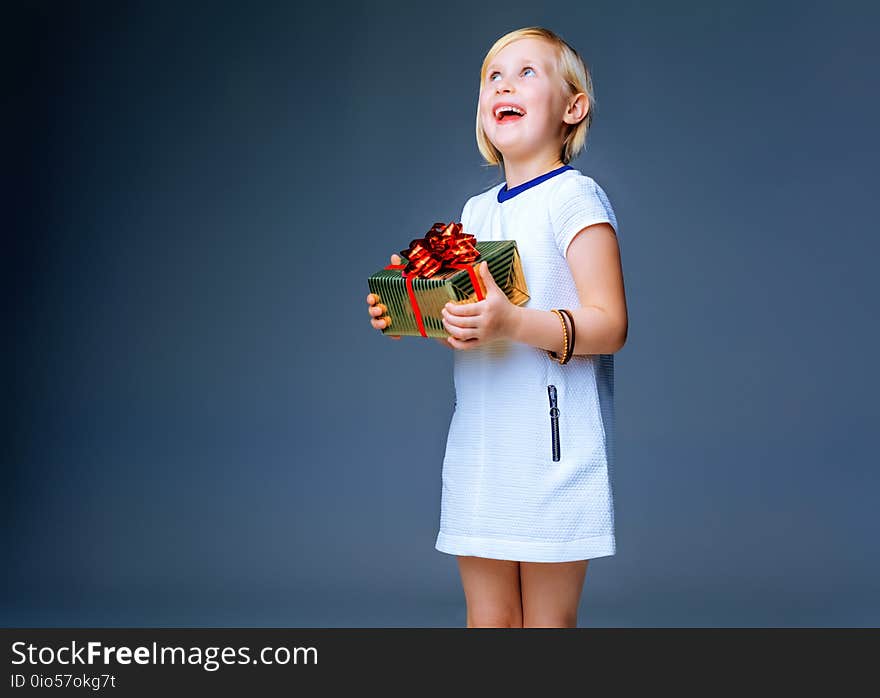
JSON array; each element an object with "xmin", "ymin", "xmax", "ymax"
[{"xmin": 563, "ymin": 92, "xmax": 589, "ymax": 126}]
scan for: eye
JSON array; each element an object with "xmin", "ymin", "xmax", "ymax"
[{"xmin": 489, "ymin": 67, "xmax": 534, "ymax": 82}]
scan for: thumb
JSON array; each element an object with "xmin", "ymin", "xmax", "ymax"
[{"xmin": 479, "ymin": 261, "xmax": 499, "ymax": 291}]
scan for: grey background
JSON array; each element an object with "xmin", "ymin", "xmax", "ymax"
[{"xmin": 6, "ymin": 0, "xmax": 878, "ymax": 627}]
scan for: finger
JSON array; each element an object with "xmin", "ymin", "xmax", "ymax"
[
  {"xmin": 391, "ymin": 253, "xmax": 402, "ymax": 264},
  {"xmin": 444, "ymin": 299, "xmax": 483, "ymax": 316},
  {"xmin": 442, "ymin": 308, "xmax": 478, "ymax": 328},
  {"xmin": 447, "ymin": 335, "xmax": 479, "ymax": 350},
  {"xmin": 367, "ymin": 293, "xmax": 377, "ymax": 305},
  {"xmin": 441, "ymin": 318, "xmax": 461, "ymax": 338},
  {"xmin": 442, "ymin": 318, "xmax": 476, "ymax": 341},
  {"xmin": 369, "ymin": 305, "xmax": 387, "ymax": 317},
  {"xmin": 445, "ymin": 324, "xmax": 477, "ymax": 341},
  {"xmin": 371, "ymin": 317, "xmax": 389, "ymax": 329}
]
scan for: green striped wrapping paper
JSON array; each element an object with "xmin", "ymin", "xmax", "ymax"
[{"xmin": 367, "ymin": 240, "xmax": 530, "ymax": 338}]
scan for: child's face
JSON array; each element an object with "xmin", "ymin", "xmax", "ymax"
[{"xmin": 479, "ymin": 38, "xmax": 571, "ymax": 163}]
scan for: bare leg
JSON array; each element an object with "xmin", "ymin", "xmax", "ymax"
[
  {"xmin": 457, "ymin": 556, "xmax": 523, "ymax": 628},
  {"xmin": 520, "ymin": 560, "xmax": 589, "ymax": 628}
]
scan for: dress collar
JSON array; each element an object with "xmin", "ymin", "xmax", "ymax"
[{"xmin": 497, "ymin": 164, "xmax": 573, "ymax": 203}]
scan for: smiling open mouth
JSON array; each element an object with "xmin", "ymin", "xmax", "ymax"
[{"xmin": 494, "ymin": 105, "xmax": 525, "ymax": 123}]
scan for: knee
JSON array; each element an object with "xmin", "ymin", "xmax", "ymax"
[
  {"xmin": 467, "ymin": 606, "xmax": 523, "ymax": 628},
  {"xmin": 523, "ymin": 612, "xmax": 578, "ymax": 628}
]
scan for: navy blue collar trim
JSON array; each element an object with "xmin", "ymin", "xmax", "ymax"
[{"xmin": 497, "ymin": 164, "xmax": 573, "ymax": 203}]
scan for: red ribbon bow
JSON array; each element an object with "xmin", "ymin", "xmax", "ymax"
[{"xmin": 384, "ymin": 222, "xmax": 486, "ymax": 337}]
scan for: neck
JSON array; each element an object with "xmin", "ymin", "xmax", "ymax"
[{"xmin": 502, "ymin": 152, "xmax": 567, "ymax": 189}]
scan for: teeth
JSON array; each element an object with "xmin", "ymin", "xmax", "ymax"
[{"xmin": 494, "ymin": 105, "xmax": 524, "ymax": 119}]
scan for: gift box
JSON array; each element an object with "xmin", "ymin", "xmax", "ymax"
[{"xmin": 367, "ymin": 222, "xmax": 530, "ymax": 338}]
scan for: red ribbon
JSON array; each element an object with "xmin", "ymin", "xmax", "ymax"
[{"xmin": 384, "ymin": 222, "xmax": 485, "ymax": 337}]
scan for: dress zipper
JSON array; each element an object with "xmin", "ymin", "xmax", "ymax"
[{"xmin": 548, "ymin": 384, "xmax": 561, "ymax": 461}]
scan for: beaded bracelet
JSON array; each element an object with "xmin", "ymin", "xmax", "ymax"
[
  {"xmin": 547, "ymin": 309, "xmax": 573, "ymax": 365},
  {"xmin": 558, "ymin": 308, "xmax": 576, "ymax": 365}
]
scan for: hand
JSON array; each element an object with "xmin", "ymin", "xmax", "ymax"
[
  {"xmin": 368, "ymin": 254, "xmax": 452, "ymax": 348},
  {"xmin": 367, "ymin": 254, "xmax": 403, "ymax": 339},
  {"xmin": 442, "ymin": 261, "xmax": 517, "ymax": 350}
]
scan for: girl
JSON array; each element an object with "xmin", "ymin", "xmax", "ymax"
[{"xmin": 366, "ymin": 27, "xmax": 627, "ymax": 628}]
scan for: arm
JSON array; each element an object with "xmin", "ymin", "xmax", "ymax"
[{"xmin": 507, "ymin": 223, "xmax": 628, "ymax": 355}]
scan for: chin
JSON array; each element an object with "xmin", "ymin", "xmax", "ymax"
[{"xmin": 492, "ymin": 136, "xmax": 530, "ymax": 156}]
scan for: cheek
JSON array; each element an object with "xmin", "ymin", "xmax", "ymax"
[{"xmin": 479, "ymin": 96, "xmax": 492, "ymax": 117}]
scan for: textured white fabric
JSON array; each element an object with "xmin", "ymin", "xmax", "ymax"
[{"xmin": 434, "ymin": 167, "xmax": 619, "ymax": 562}]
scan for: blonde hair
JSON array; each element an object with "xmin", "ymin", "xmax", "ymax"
[{"xmin": 475, "ymin": 27, "xmax": 595, "ymax": 170}]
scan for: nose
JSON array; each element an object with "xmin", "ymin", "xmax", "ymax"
[{"xmin": 495, "ymin": 76, "xmax": 514, "ymax": 94}]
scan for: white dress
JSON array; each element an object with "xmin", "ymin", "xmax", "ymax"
[{"xmin": 434, "ymin": 165, "xmax": 620, "ymax": 562}]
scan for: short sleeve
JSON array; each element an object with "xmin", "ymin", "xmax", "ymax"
[{"xmin": 550, "ymin": 175, "xmax": 619, "ymax": 258}]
